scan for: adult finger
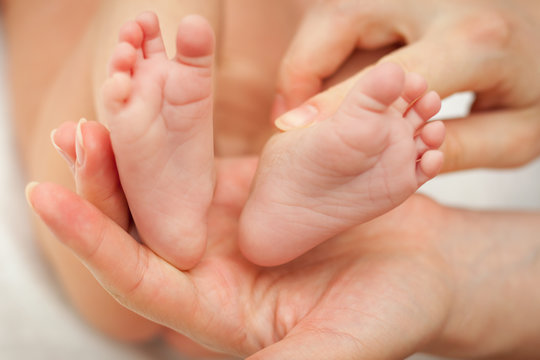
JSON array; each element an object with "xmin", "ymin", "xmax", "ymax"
[
  {"xmin": 276, "ymin": 11, "xmax": 510, "ymax": 129},
  {"xmin": 274, "ymin": 73, "xmax": 356, "ymax": 131},
  {"xmin": 51, "ymin": 120, "xmax": 130, "ymax": 229},
  {"xmin": 26, "ymin": 182, "xmax": 196, "ymax": 327},
  {"xmin": 441, "ymin": 107, "xmax": 540, "ymax": 172},
  {"xmin": 274, "ymin": 3, "xmax": 408, "ymax": 118},
  {"xmin": 163, "ymin": 330, "xmax": 231, "ymax": 359},
  {"xmin": 273, "ymin": 11, "xmax": 360, "ymax": 118},
  {"xmin": 277, "ymin": 77, "xmax": 540, "ymax": 172},
  {"xmin": 52, "ymin": 121, "xmax": 234, "ymax": 358},
  {"xmin": 379, "ymin": 35, "xmax": 504, "ymax": 100}
]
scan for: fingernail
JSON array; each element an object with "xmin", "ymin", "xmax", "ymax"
[
  {"xmin": 274, "ymin": 104, "xmax": 319, "ymax": 131},
  {"xmin": 270, "ymin": 94, "xmax": 287, "ymax": 121},
  {"xmin": 50, "ymin": 129, "xmax": 75, "ymax": 172},
  {"xmin": 75, "ymin": 118, "xmax": 87, "ymax": 167},
  {"xmin": 25, "ymin": 181, "xmax": 39, "ymax": 210}
]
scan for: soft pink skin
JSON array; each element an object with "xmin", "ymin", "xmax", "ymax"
[
  {"xmin": 102, "ymin": 12, "xmax": 216, "ymax": 270},
  {"xmin": 34, "ymin": 120, "xmax": 540, "ymax": 360},
  {"xmin": 239, "ymin": 63, "xmax": 445, "ymax": 267}
]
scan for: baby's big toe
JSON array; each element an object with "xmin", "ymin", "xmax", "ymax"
[
  {"xmin": 175, "ymin": 15, "xmax": 215, "ymax": 67},
  {"xmin": 343, "ymin": 63, "xmax": 406, "ymax": 114},
  {"xmin": 327, "ymin": 63, "xmax": 407, "ymax": 152}
]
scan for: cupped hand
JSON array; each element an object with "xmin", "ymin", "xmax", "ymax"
[
  {"xmin": 29, "ymin": 122, "xmax": 457, "ymax": 359},
  {"xmin": 29, "ymin": 121, "xmax": 540, "ymax": 359},
  {"xmin": 274, "ymin": 0, "xmax": 540, "ymax": 171}
]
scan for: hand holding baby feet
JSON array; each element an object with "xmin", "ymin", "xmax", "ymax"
[
  {"xmin": 102, "ymin": 12, "xmax": 216, "ymax": 270},
  {"xmin": 239, "ymin": 63, "xmax": 445, "ymax": 266}
]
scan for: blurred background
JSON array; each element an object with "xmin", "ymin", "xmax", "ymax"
[{"xmin": 0, "ymin": 22, "xmax": 539, "ymax": 360}]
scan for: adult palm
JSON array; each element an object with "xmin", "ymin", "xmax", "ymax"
[{"xmin": 29, "ymin": 149, "xmax": 453, "ymax": 359}]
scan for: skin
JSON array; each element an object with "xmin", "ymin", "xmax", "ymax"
[
  {"xmin": 6, "ymin": 0, "xmax": 540, "ymax": 358},
  {"xmin": 102, "ymin": 12, "xmax": 216, "ymax": 270},
  {"xmin": 102, "ymin": 12, "xmax": 447, "ymax": 271},
  {"xmin": 273, "ymin": 0, "xmax": 540, "ymax": 172},
  {"xmin": 28, "ymin": 121, "xmax": 540, "ymax": 359},
  {"xmin": 4, "ymin": 0, "xmax": 305, "ymax": 348},
  {"xmin": 239, "ymin": 63, "xmax": 445, "ymax": 266},
  {"xmin": 4, "ymin": 1, "xmax": 159, "ymax": 341}
]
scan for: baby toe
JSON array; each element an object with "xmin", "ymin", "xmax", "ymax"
[
  {"xmin": 102, "ymin": 72, "xmax": 132, "ymax": 114},
  {"xmin": 416, "ymin": 150, "xmax": 444, "ymax": 186},
  {"xmin": 392, "ymin": 72, "xmax": 428, "ymax": 114},
  {"xmin": 406, "ymin": 91, "xmax": 442, "ymax": 130},
  {"xmin": 118, "ymin": 20, "xmax": 144, "ymax": 49},
  {"xmin": 135, "ymin": 11, "xmax": 167, "ymax": 59},
  {"xmin": 175, "ymin": 15, "xmax": 215, "ymax": 67},
  {"xmin": 107, "ymin": 42, "xmax": 137, "ymax": 77},
  {"xmin": 421, "ymin": 120, "xmax": 446, "ymax": 148}
]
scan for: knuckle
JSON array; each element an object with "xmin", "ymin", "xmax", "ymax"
[
  {"xmin": 125, "ymin": 246, "xmax": 150, "ymax": 296},
  {"xmin": 113, "ymin": 245, "xmax": 150, "ymax": 308},
  {"xmin": 85, "ymin": 217, "xmax": 108, "ymax": 262},
  {"xmin": 280, "ymin": 57, "xmax": 307, "ymax": 81},
  {"xmin": 278, "ymin": 58, "xmax": 321, "ymax": 94}
]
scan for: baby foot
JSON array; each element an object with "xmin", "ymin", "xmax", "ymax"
[
  {"xmin": 239, "ymin": 63, "xmax": 445, "ymax": 266},
  {"xmin": 102, "ymin": 12, "xmax": 215, "ymax": 270}
]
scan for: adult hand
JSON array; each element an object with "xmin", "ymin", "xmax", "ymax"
[
  {"xmin": 50, "ymin": 120, "xmax": 235, "ymax": 358},
  {"xmin": 27, "ymin": 184, "xmax": 450, "ymax": 359},
  {"xmin": 274, "ymin": 0, "xmax": 540, "ymax": 172},
  {"xmin": 28, "ymin": 123, "xmax": 540, "ymax": 359}
]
